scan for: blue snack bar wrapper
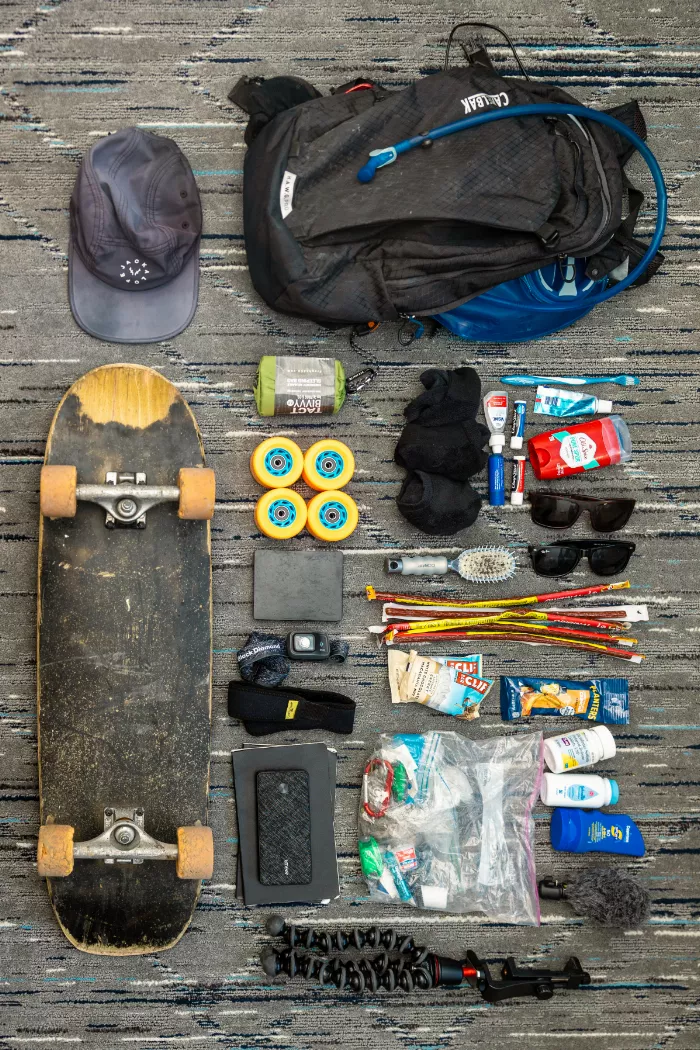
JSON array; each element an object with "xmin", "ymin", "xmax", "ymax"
[{"xmin": 500, "ymin": 676, "xmax": 629, "ymax": 724}]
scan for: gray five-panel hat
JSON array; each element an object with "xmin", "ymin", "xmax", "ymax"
[{"xmin": 69, "ymin": 127, "xmax": 202, "ymax": 343}]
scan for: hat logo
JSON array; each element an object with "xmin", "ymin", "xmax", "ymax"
[{"xmin": 119, "ymin": 258, "xmax": 150, "ymax": 285}]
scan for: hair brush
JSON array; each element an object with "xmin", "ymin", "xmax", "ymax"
[{"xmin": 385, "ymin": 546, "xmax": 516, "ymax": 584}]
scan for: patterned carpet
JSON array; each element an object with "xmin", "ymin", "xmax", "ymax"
[{"xmin": 1, "ymin": 0, "xmax": 699, "ymax": 1046}]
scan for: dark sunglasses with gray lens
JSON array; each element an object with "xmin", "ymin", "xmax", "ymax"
[
  {"xmin": 528, "ymin": 540, "xmax": 636, "ymax": 579},
  {"xmin": 528, "ymin": 492, "xmax": 636, "ymax": 532}
]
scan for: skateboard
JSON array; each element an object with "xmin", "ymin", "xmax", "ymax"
[{"xmin": 36, "ymin": 364, "xmax": 215, "ymax": 955}]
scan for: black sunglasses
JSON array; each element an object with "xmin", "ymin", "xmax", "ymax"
[
  {"xmin": 528, "ymin": 491, "xmax": 636, "ymax": 532},
  {"xmin": 528, "ymin": 540, "xmax": 636, "ymax": 579}
]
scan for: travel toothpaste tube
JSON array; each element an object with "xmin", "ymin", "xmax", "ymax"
[
  {"xmin": 528, "ymin": 415, "xmax": 631, "ymax": 480},
  {"xmin": 383, "ymin": 849, "xmax": 413, "ymax": 902},
  {"xmin": 534, "ymin": 385, "xmax": 613, "ymax": 418},
  {"xmin": 510, "ymin": 400, "xmax": 527, "ymax": 448},
  {"xmin": 510, "ymin": 456, "xmax": 526, "ymax": 506}
]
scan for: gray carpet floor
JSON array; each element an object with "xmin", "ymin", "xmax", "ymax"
[{"xmin": 1, "ymin": 0, "xmax": 700, "ymax": 1046}]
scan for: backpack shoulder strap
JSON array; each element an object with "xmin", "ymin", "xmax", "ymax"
[
  {"xmin": 602, "ymin": 101, "xmax": 647, "ymax": 165},
  {"xmin": 586, "ymin": 101, "xmax": 663, "ymax": 285},
  {"xmin": 587, "ymin": 172, "xmax": 664, "ymax": 286}
]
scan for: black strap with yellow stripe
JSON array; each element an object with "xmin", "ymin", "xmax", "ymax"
[{"xmin": 228, "ymin": 681, "xmax": 356, "ymax": 736}]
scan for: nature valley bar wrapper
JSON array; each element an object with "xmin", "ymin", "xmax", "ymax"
[
  {"xmin": 500, "ymin": 676, "xmax": 629, "ymax": 724},
  {"xmin": 387, "ymin": 650, "xmax": 493, "ymax": 720}
]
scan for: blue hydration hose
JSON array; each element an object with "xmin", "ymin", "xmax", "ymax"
[{"xmin": 356, "ymin": 103, "xmax": 666, "ymax": 308}]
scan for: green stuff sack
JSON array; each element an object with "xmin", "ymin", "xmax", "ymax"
[{"xmin": 255, "ymin": 356, "xmax": 346, "ymax": 416}]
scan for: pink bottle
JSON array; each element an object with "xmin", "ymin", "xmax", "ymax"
[{"xmin": 528, "ymin": 415, "xmax": 631, "ymax": 481}]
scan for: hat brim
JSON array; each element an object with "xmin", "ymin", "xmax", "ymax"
[{"xmin": 69, "ymin": 242, "xmax": 199, "ymax": 344}]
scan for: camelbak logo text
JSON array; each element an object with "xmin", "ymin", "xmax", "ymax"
[{"xmin": 461, "ymin": 91, "xmax": 509, "ymax": 114}]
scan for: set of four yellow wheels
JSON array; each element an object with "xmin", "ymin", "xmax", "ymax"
[{"xmin": 251, "ymin": 437, "xmax": 358, "ymax": 542}]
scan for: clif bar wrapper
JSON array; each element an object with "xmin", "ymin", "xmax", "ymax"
[
  {"xmin": 388, "ymin": 650, "xmax": 493, "ymax": 720},
  {"xmin": 500, "ymin": 676, "xmax": 629, "ymax": 724}
]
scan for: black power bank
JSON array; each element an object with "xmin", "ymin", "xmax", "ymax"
[
  {"xmin": 256, "ymin": 769, "xmax": 312, "ymax": 885},
  {"xmin": 232, "ymin": 742, "xmax": 338, "ymax": 905}
]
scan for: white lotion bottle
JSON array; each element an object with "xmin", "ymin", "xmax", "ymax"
[
  {"xmin": 543, "ymin": 725, "xmax": 616, "ymax": 773},
  {"xmin": 540, "ymin": 772, "xmax": 619, "ymax": 808}
]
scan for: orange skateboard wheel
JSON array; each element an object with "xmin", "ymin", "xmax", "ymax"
[
  {"xmin": 176, "ymin": 825, "xmax": 214, "ymax": 880},
  {"xmin": 40, "ymin": 465, "xmax": 77, "ymax": 519},
  {"xmin": 302, "ymin": 439, "xmax": 355, "ymax": 491},
  {"xmin": 306, "ymin": 490, "xmax": 358, "ymax": 542},
  {"xmin": 250, "ymin": 437, "xmax": 303, "ymax": 488},
  {"xmin": 178, "ymin": 467, "xmax": 216, "ymax": 519},
  {"xmin": 37, "ymin": 824, "xmax": 74, "ymax": 877},
  {"xmin": 175, "ymin": 827, "xmax": 214, "ymax": 877},
  {"xmin": 255, "ymin": 488, "xmax": 307, "ymax": 539}
]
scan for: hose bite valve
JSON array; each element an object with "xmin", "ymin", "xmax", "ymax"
[{"xmin": 260, "ymin": 916, "xmax": 591, "ymax": 1002}]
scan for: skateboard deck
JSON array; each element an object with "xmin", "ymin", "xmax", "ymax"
[{"xmin": 37, "ymin": 364, "xmax": 213, "ymax": 955}]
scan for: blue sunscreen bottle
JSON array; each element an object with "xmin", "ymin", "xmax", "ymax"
[{"xmin": 550, "ymin": 808, "xmax": 645, "ymax": 856}]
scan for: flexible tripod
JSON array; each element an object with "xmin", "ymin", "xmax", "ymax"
[{"xmin": 261, "ymin": 916, "xmax": 591, "ymax": 1001}]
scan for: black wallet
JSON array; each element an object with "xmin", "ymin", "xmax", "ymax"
[{"xmin": 256, "ymin": 769, "xmax": 312, "ymax": 885}]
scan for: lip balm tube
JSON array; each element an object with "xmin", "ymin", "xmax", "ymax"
[
  {"xmin": 510, "ymin": 456, "xmax": 526, "ymax": 506},
  {"xmin": 510, "ymin": 400, "xmax": 527, "ymax": 449}
]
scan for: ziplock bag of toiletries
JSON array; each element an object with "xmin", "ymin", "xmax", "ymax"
[
  {"xmin": 358, "ymin": 731, "xmax": 543, "ymax": 923},
  {"xmin": 232, "ymin": 22, "xmax": 665, "ymax": 341},
  {"xmin": 501, "ymin": 676, "xmax": 629, "ymax": 723},
  {"xmin": 387, "ymin": 650, "xmax": 493, "ymax": 719}
]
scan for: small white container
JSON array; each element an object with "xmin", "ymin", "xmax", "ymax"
[
  {"xmin": 543, "ymin": 725, "xmax": 616, "ymax": 774},
  {"xmin": 540, "ymin": 772, "xmax": 619, "ymax": 808}
]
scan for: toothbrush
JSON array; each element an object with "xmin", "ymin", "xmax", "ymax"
[{"xmin": 501, "ymin": 374, "xmax": 639, "ymax": 388}]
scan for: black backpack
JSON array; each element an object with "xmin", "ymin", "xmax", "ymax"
[{"xmin": 232, "ymin": 30, "xmax": 661, "ymax": 327}]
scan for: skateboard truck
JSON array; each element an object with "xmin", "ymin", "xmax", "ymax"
[
  {"xmin": 90, "ymin": 472, "xmax": 180, "ymax": 528},
  {"xmin": 72, "ymin": 807, "xmax": 179, "ymax": 865},
  {"xmin": 40, "ymin": 465, "xmax": 216, "ymax": 525},
  {"xmin": 37, "ymin": 808, "xmax": 214, "ymax": 880}
]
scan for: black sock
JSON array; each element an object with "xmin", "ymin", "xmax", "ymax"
[
  {"xmin": 394, "ymin": 419, "xmax": 490, "ymax": 479},
  {"xmin": 403, "ymin": 367, "xmax": 482, "ymax": 426},
  {"xmin": 396, "ymin": 471, "xmax": 482, "ymax": 535}
]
